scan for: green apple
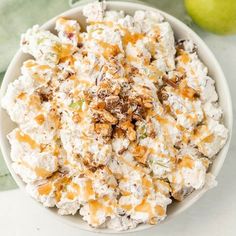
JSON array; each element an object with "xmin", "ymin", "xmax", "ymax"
[{"xmin": 185, "ymin": 0, "xmax": 236, "ymax": 35}]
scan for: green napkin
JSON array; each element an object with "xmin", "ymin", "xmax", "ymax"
[{"xmin": 0, "ymin": 0, "xmax": 70, "ymax": 73}]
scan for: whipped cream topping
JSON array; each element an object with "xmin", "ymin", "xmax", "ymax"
[{"xmin": 2, "ymin": 2, "xmax": 228, "ymax": 231}]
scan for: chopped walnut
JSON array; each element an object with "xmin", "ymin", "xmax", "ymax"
[
  {"xmin": 102, "ymin": 110, "xmax": 118, "ymax": 124},
  {"xmin": 92, "ymin": 109, "xmax": 118, "ymax": 124},
  {"xmin": 127, "ymin": 127, "xmax": 136, "ymax": 141},
  {"xmin": 133, "ymin": 105, "xmax": 146, "ymax": 120},
  {"xmin": 112, "ymin": 127, "xmax": 125, "ymax": 138},
  {"xmin": 119, "ymin": 120, "xmax": 133, "ymax": 130},
  {"xmin": 97, "ymin": 88, "xmax": 111, "ymax": 99},
  {"xmin": 105, "ymin": 95, "xmax": 120, "ymax": 110},
  {"xmin": 94, "ymin": 123, "xmax": 112, "ymax": 137}
]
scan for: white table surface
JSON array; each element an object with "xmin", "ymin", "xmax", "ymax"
[{"xmin": 0, "ymin": 2, "xmax": 236, "ymax": 236}]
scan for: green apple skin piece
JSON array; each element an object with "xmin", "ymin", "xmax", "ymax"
[{"xmin": 185, "ymin": 0, "xmax": 236, "ymax": 35}]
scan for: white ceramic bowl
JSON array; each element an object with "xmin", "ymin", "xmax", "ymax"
[{"xmin": 0, "ymin": 1, "xmax": 233, "ymax": 233}]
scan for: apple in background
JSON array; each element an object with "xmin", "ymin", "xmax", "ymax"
[{"xmin": 185, "ymin": 0, "xmax": 236, "ymax": 35}]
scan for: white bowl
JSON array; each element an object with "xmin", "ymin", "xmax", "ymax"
[{"xmin": 0, "ymin": 1, "xmax": 233, "ymax": 233}]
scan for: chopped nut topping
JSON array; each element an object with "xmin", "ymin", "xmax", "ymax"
[
  {"xmin": 94, "ymin": 123, "xmax": 112, "ymax": 137},
  {"xmin": 72, "ymin": 113, "xmax": 81, "ymax": 123},
  {"xmin": 105, "ymin": 95, "xmax": 120, "ymax": 109},
  {"xmin": 127, "ymin": 127, "xmax": 136, "ymax": 141},
  {"xmin": 92, "ymin": 109, "xmax": 118, "ymax": 124}
]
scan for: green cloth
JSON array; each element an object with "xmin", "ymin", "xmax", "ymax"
[
  {"xmin": 0, "ymin": 0, "xmax": 70, "ymax": 73},
  {"xmin": 0, "ymin": 0, "xmax": 189, "ymax": 191}
]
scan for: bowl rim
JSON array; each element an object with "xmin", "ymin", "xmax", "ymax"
[{"xmin": 0, "ymin": 1, "xmax": 233, "ymax": 234}]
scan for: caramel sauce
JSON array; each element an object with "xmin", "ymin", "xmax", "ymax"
[
  {"xmin": 155, "ymin": 115, "xmax": 168, "ymax": 125},
  {"xmin": 66, "ymin": 191, "xmax": 75, "ymax": 200},
  {"xmin": 178, "ymin": 156, "xmax": 194, "ymax": 169},
  {"xmin": 72, "ymin": 183, "xmax": 80, "ymax": 193},
  {"xmin": 180, "ymin": 51, "xmax": 190, "ymax": 64},
  {"xmin": 102, "ymin": 195, "xmax": 110, "ymax": 202},
  {"xmin": 122, "ymin": 29, "xmax": 144, "ymax": 46},
  {"xmin": 53, "ymin": 43, "xmax": 73, "ymax": 59},
  {"xmin": 135, "ymin": 199, "xmax": 153, "ymax": 219},
  {"xmin": 94, "ymin": 63, "xmax": 100, "ymax": 71},
  {"xmin": 38, "ymin": 65, "xmax": 50, "ymax": 70},
  {"xmin": 118, "ymin": 156, "xmax": 146, "ymax": 174},
  {"xmin": 148, "ymin": 65, "xmax": 164, "ymax": 80},
  {"xmin": 135, "ymin": 200, "xmax": 165, "ymax": 222},
  {"xmin": 202, "ymin": 134, "xmax": 214, "ymax": 143},
  {"xmin": 16, "ymin": 130, "xmax": 38, "ymax": 149},
  {"xmin": 57, "ymin": 17, "xmax": 69, "ymax": 25},
  {"xmin": 181, "ymin": 133, "xmax": 189, "ymax": 145},
  {"xmin": 88, "ymin": 198, "xmax": 114, "ymax": 225},
  {"xmin": 68, "ymin": 74, "xmax": 76, "ymax": 80},
  {"xmin": 126, "ymin": 55, "xmax": 138, "ymax": 62},
  {"xmin": 63, "ymin": 159, "xmax": 69, "ymax": 165},
  {"xmin": 106, "ymin": 206, "xmax": 113, "ymax": 214},
  {"xmin": 53, "ymin": 145, "xmax": 60, "ymax": 157},
  {"xmin": 192, "ymin": 125, "xmax": 208, "ymax": 143},
  {"xmin": 61, "ymin": 44, "xmax": 74, "ymax": 58},
  {"xmin": 88, "ymin": 200, "xmax": 103, "ymax": 225},
  {"xmin": 48, "ymin": 110, "xmax": 61, "ymax": 129},
  {"xmin": 17, "ymin": 92, "xmax": 27, "ymax": 100},
  {"xmin": 38, "ymin": 183, "xmax": 52, "ymax": 195},
  {"xmin": 175, "ymin": 109, "xmax": 182, "ymax": 115},
  {"xmin": 90, "ymin": 21, "xmax": 114, "ymax": 27},
  {"xmin": 177, "ymin": 66, "xmax": 185, "ymax": 74},
  {"xmin": 84, "ymin": 179, "xmax": 94, "ymax": 200},
  {"xmin": 35, "ymin": 167, "xmax": 51, "ymax": 178},
  {"xmin": 155, "ymin": 205, "xmax": 165, "ymax": 216},
  {"xmin": 142, "ymin": 177, "xmax": 152, "ymax": 189},
  {"xmin": 120, "ymin": 190, "xmax": 131, "ymax": 196},
  {"xmin": 34, "ymin": 76, "xmax": 46, "ymax": 84},
  {"xmin": 24, "ymin": 60, "xmax": 36, "ymax": 68},
  {"xmin": 65, "ymin": 25, "xmax": 75, "ymax": 34},
  {"xmin": 147, "ymin": 42, "xmax": 156, "ymax": 57},
  {"xmin": 54, "ymin": 177, "xmax": 71, "ymax": 202},
  {"xmin": 29, "ymin": 94, "xmax": 41, "ymax": 110},
  {"xmin": 20, "ymin": 161, "xmax": 51, "ymax": 179},
  {"xmin": 98, "ymin": 41, "xmax": 120, "ymax": 59},
  {"xmin": 61, "ymin": 56, "xmax": 76, "ymax": 68},
  {"xmin": 55, "ymin": 191, "xmax": 62, "ymax": 203},
  {"xmin": 34, "ymin": 114, "xmax": 45, "ymax": 125},
  {"xmin": 121, "ymin": 204, "xmax": 132, "ymax": 211},
  {"xmin": 179, "ymin": 85, "xmax": 197, "ymax": 99},
  {"xmin": 73, "ymin": 79, "xmax": 91, "ymax": 88}
]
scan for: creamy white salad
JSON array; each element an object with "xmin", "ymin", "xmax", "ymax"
[{"xmin": 2, "ymin": 2, "xmax": 228, "ymax": 231}]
